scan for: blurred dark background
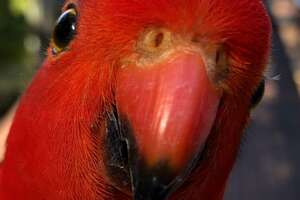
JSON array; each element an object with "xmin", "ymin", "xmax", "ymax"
[
  {"xmin": 0, "ymin": 0, "xmax": 299, "ymax": 199},
  {"xmin": 0, "ymin": 0, "xmax": 61, "ymax": 116}
]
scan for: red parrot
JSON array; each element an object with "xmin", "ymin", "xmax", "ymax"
[{"xmin": 0, "ymin": 0, "xmax": 271, "ymax": 199}]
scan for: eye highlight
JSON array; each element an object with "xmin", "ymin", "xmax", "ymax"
[{"xmin": 51, "ymin": 7, "xmax": 78, "ymax": 54}]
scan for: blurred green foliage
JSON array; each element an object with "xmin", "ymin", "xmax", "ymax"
[
  {"xmin": 0, "ymin": 0, "xmax": 26, "ymax": 62},
  {"xmin": 0, "ymin": 0, "xmax": 62, "ymax": 116},
  {"xmin": 0, "ymin": 0, "xmax": 37, "ymax": 115}
]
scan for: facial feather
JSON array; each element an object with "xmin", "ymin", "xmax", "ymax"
[{"xmin": 0, "ymin": 0, "xmax": 271, "ymax": 200}]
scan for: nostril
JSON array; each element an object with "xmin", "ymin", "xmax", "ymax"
[
  {"xmin": 138, "ymin": 28, "xmax": 172, "ymax": 54},
  {"xmin": 191, "ymin": 34, "xmax": 202, "ymax": 44},
  {"xmin": 154, "ymin": 32, "xmax": 164, "ymax": 48}
]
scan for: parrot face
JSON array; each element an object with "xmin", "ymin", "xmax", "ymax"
[{"xmin": 0, "ymin": 0, "xmax": 271, "ymax": 200}]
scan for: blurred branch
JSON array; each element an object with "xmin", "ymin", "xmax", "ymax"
[{"xmin": 0, "ymin": 103, "xmax": 17, "ymax": 162}]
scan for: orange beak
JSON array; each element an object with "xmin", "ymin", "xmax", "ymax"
[{"xmin": 116, "ymin": 52, "xmax": 221, "ymax": 200}]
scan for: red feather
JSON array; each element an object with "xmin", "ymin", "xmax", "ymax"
[{"xmin": 0, "ymin": 0, "xmax": 271, "ymax": 199}]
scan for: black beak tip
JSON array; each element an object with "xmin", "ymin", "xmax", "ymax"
[
  {"xmin": 133, "ymin": 176, "xmax": 171, "ymax": 200},
  {"xmin": 131, "ymin": 161, "xmax": 180, "ymax": 200}
]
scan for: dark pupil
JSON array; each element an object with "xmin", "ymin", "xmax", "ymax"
[
  {"xmin": 251, "ymin": 79, "xmax": 265, "ymax": 108},
  {"xmin": 53, "ymin": 10, "xmax": 77, "ymax": 50}
]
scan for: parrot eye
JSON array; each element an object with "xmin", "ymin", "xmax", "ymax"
[
  {"xmin": 251, "ymin": 79, "xmax": 265, "ymax": 108},
  {"xmin": 51, "ymin": 7, "xmax": 78, "ymax": 54}
]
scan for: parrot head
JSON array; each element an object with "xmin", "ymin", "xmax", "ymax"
[{"xmin": 1, "ymin": 0, "xmax": 271, "ymax": 200}]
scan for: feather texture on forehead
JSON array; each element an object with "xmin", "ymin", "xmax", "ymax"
[{"xmin": 73, "ymin": 0, "xmax": 270, "ymax": 64}]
